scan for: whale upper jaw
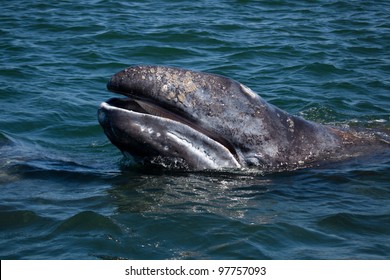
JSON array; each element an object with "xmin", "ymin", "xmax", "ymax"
[{"xmin": 98, "ymin": 97, "xmax": 241, "ymax": 170}]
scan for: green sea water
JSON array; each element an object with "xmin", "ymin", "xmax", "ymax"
[{"xmin": 0, "ymin": 0, "xmax": 389, "ymax": 259}]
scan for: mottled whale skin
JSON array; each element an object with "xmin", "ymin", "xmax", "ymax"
[{"xmin": 98, "ymin": 65, "xmax": 388, "ymax": 171}]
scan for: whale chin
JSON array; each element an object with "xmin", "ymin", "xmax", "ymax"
[{"xmin": 98, "ymin": 97, "xmax": 241, "ymax": 170}]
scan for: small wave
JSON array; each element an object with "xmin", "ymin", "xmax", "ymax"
[
  {"xmin": 0, "ymin": 209, "xmax": 53, "ymax": 230},
  {"xmin": 317, "ymin": 213, "xmax": 390, "ymax": 235},
  {"xmin": 51, "ymin": 211, "xmax": 122, "ymax": 236}
]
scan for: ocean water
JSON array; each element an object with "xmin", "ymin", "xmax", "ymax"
[{"xmin": 1, "ymin": 0, "xmax": 389, "ymax": 259}]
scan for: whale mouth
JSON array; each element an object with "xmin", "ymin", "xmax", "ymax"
[
  {"xmin": 103, "ymin": 97, "xmax": 199, "ymax": 134},
  {"xmin": 104, "ymin": 96, "xmax": 237, "ymax": 153},
  {"xmin": 98, "ymin": 95, "xmax": 241, "ymax": 169}
]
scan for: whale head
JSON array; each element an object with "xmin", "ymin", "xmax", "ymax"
[{"xmin": 98, "ymin": 65, "xmax": 340, "ymax": 171}]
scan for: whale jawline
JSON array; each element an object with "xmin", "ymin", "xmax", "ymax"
[{"xmin": 98, "ymin": 96, "xmax": 242, "ymax": 169}]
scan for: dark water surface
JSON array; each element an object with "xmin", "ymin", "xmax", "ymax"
[{"xmin": 1, "ymin": 0, "xmax": 389, "ymax": 259}]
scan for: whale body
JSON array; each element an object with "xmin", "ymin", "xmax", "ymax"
[{"xmin": 98, "ymin": 65, "xmax": 388, "ymax": 171}]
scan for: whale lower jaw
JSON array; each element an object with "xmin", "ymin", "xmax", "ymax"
[{"xmin": 98, "ymin": 100, "xmax": 241, "ymax": 170}]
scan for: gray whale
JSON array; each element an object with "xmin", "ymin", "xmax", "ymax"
[{"xmin": 98, "ymin": 65, "xmax": 388, "ymax": 171}]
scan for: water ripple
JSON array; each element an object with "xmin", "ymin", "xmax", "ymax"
[{"xmin": 0, "ymin": 0, "xmax": 389, "ymax": 259}]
